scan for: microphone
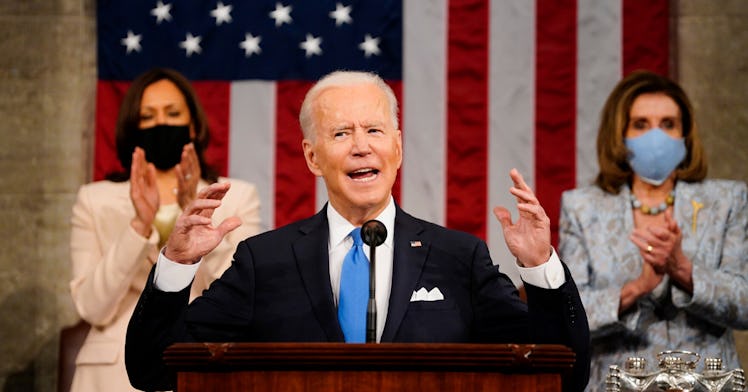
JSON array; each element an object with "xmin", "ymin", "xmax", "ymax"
[{"xmin": 361, "ymin": 219, "xmax": 387, "ymax": 343}]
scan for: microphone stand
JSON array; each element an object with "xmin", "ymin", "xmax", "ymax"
[
  {"xmin": 361, "ymin": 220, "xmax": 386, "ymax": 344},
  {"xmin": 366, "ymin": 244, "xmax": 377, "ymax": 343}
]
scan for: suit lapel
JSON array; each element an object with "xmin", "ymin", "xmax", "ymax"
[
  {"xmin": 292, "ymin": 207, "xmax": 344, "ymax": 341},
  {"xmin": 381, "ymin": 208, "xmax": 428, "ymax": 342}
]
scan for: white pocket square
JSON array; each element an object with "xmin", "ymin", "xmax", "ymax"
[{"xmin": 410, "ymin": 287, "xmax": 444, "ymax": 302}]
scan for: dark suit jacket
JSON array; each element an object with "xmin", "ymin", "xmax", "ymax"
[{"xmin": 126, "ymin": 205, "xmax": 590, "ymax": 391}]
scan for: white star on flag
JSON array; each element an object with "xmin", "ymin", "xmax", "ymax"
[
  {"xmin": 329, "ymin": 3, "xmax": 352, "ymax": 27},
  {"xmin": 150, "ymin": 1, "xmax": 172, "ymax": 24},
  {"xmin": 299, "ymin": 34, "xmax": 322, "ymax": 57},
  {"xmin": 269, "ymin": 3, "xmax": 293, "ymax": 27},
  {"xmin": 239, "ymin": 33, "xmax": 262, "ymax": 57},
  {"xmin": 120, "ymin": 30, "xmax": 142, "ymax": 54},
  {"xmin": 179, "ymin": 33, "xmax": 202, "ymax": 57},
  {"xmin": 358, "ymin": 34, "xmax": 381, "ymax": 57},
  {"xmin": 211, "ymin": 2, "xmax": 233, "ymax": 26}
]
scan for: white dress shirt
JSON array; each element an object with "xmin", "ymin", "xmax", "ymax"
[{"xmin": 326, "ymin": 198, "xmax": 396, "ymax": 342}]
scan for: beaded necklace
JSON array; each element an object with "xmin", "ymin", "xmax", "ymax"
[{"xmin": 630, "ymin": 190, "xmax": 675, "ymax": 215}]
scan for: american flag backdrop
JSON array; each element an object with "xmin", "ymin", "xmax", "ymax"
[{"xmin": 95, "ymin": 0, "xmax": 669, "ymax": 283}]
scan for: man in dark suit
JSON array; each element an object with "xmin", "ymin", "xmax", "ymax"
[{"xmin": 125, "ymin": 71, "xmax": 590, "ymax": 391}]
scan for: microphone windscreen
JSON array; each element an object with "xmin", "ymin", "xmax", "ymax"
[{"xmin": 361, "ymin": 220, "xmax": 387, "ymax": 247}]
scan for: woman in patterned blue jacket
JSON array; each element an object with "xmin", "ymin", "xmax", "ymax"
[{"xmin": 559, "ymin": 70, "xmax": 748, "ymax": 390}]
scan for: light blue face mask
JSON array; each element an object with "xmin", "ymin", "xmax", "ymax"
[{"xmin": 624, "ymin": 128, "xmax": 686, "ymax": 186}]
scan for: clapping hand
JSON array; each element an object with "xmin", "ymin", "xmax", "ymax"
[
  {"xmin": 174, "ymin": 143, "xmax": 201, "ymax": 209},
  {"xmin": 163, "ymin": 182, "xmax": 242, "ymax": 264},
  {"xmin": 129, "ymin": 147, "xmax": 159, "ymax": 238},
  {"xmin": 630, "ymin": 210, "xmax": 692, "ymax": 291},
  {"xmin": 493, "ymin": 168, "xmax": 552, "ymax": 267}
]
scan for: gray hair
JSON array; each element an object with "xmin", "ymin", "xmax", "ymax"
[{"xmin": 298, "ymin": 70, "xmax": 399, "ymax": 140}]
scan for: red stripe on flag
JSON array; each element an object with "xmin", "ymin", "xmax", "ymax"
[
  {"xmin": 535, "ymin": 0, "xmax": 577, "ymax": 246},
  {"xmin": 446, "ymin": 0, "xmax": 489, "ymax": 240},
  {"xmin": 94, "ymin": 80, "xmax": 130, "ymax": 181},
  {"xmin": 275, "ymin": 81, "xmax": 316, "ymax": 228},
  {"xmin": 192, "ymin": 82, "xmax": 230, "ymax": 177},
  {"xmin": 623, "ymin": 0, "xmax": 670, "ymax": 76}
]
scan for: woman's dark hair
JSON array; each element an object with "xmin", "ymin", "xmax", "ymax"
[
  {"xmin": 106, "ymin": 67, "xmax": 218, "ymax": 183},
  {"xmin": 595, "ymin": 70, "xmax": 707, "ymax": 194}
]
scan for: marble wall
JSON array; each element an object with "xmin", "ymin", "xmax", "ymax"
[
  {"xmin": 0, "ymin": 1, "xmax": 745, "ymax": 390},
  {"xmin": 677, "ymin": 1, "xmax": 748, "ymax": 182},
  {"xmin": 0, "ymin": 0, "xmax": 95, "ymax": 391}
]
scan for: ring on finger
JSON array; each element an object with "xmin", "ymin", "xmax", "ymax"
[{"xmin": 646, "ymin": 245, "xmax": 653, "ymax": 254}]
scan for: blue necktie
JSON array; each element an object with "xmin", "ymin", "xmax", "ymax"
[{"xmin": 338, "ymin": 227, "xmax": 368, "ymax": 343}]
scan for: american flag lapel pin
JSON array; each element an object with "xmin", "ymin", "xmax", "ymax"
[{"xmin": 410, "ymin": 240, "xmax": 422, "ymax": 247}]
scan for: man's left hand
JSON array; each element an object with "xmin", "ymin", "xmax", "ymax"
[{"xmin": 493, "ymin": 168, "xmax": 552, "ymax": 267}]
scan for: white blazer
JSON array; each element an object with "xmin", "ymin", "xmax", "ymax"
[{"xmin": 69, "ymin": 177, "xmax": 261, "ymax": 392}]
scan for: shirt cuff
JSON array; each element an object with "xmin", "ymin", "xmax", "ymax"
[
  {"xmin": 153, "ymin": 248, "xmax": 201, "ymax": 292},
  {"xmin": 516, "ymin": 248, "xmax": 566, "ymax": 289}
]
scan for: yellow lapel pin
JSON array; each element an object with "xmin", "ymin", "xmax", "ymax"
[{"xmin": 691, "ymin": 199, "xmax": 704, "ymax": 233}]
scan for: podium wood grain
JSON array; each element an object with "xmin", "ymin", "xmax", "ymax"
[{"xmin": 164, "ymin": 343, "xmax": 574, "ymax": 391}]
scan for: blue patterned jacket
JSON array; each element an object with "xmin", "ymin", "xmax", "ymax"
[{"xmin": 560, "ymin": 179, "xmax": 748, "ymax": 391}]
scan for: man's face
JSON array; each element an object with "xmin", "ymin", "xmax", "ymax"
[{"xmin": 302, "ymin": 83, "xmax": 402, "ymax": 223}]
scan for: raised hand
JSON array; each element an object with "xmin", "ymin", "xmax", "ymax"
[
  {"xmin": 163, "ymin": 182, "xmax": 242, "ymax": 264},
  {"xmin": 493, "ymin": 168, "xmax": 552, "ymax": 267},
  {"xmin": 129, "ymin": 147, "xmax": 159, "ymax": 238},
  {"xmin": 174, "ymin": 143, "xmax": 201, "ymax": 210}
]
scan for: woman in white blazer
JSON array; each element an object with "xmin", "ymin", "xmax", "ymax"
[{"xmin": 69, "ymin": 68, "xmax": 262, "ymax": 392}]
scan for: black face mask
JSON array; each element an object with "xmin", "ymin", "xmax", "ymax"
[{"xmin": 135, "ymin": 124, "xmax": 191, "ymax": 170}]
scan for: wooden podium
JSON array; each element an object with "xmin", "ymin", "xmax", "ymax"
[{"xmin": 164, "ymin": 342, "xmax": 574, "ymax": 391}]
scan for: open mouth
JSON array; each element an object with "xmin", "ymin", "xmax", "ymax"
[{"xmin": 348, "ymin": 168, "xmax": 379, "ymax": 182}]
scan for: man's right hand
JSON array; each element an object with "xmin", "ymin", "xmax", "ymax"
[{"xmin": 164, "ymin": 182, "xmax": 242, "ymax": 264}]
